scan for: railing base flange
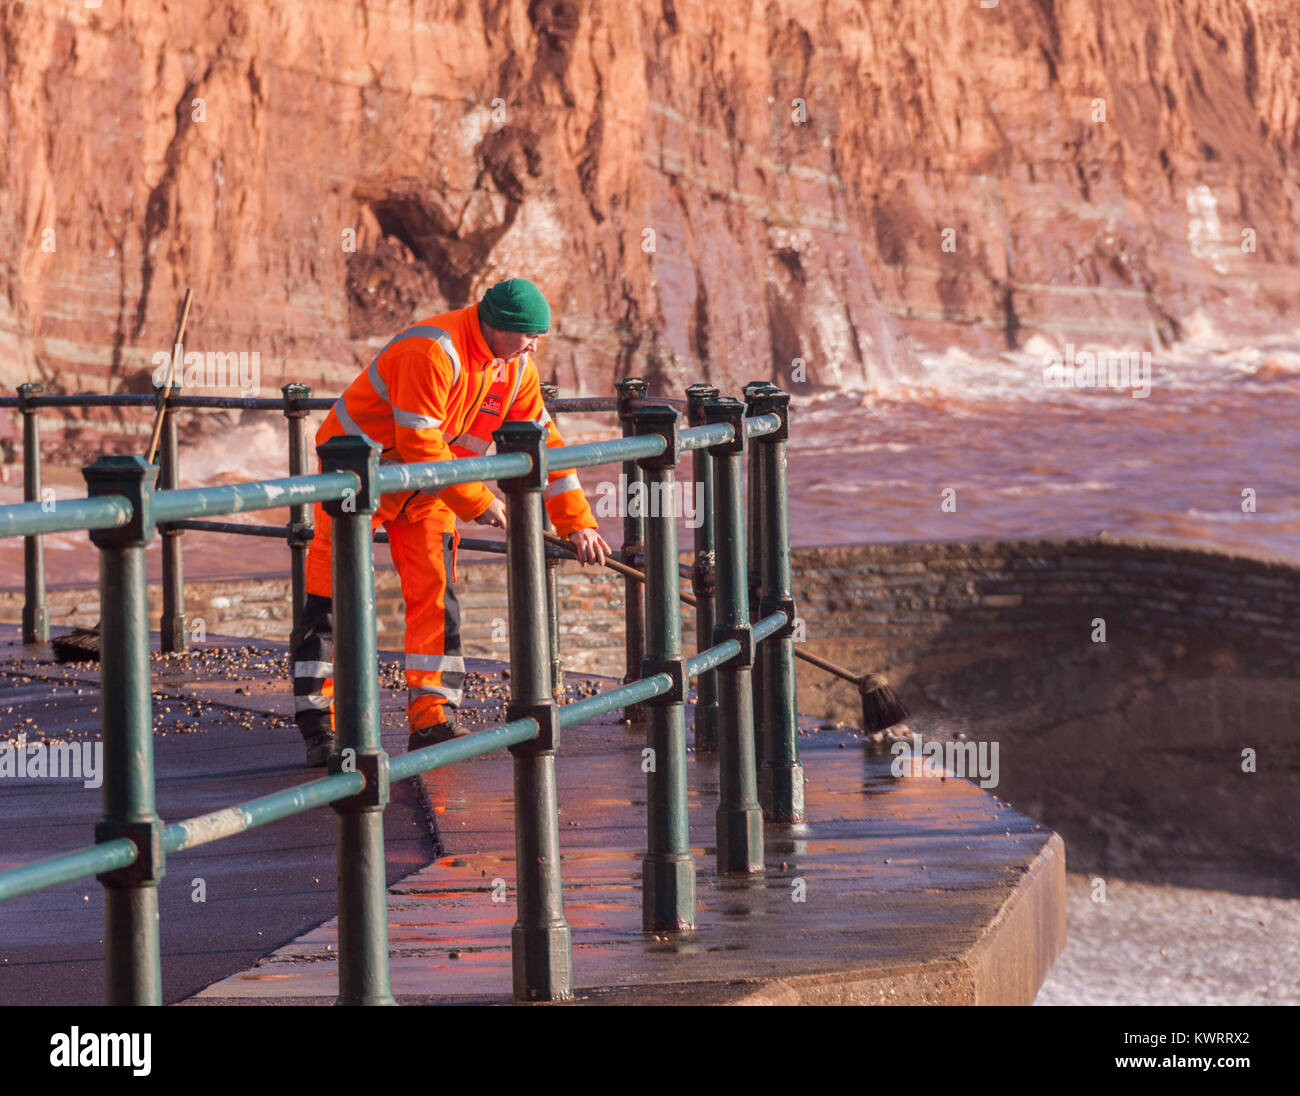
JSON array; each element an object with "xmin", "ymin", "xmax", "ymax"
[
  {"xmin": 642, "ymin": 853, "xmax": 696, "ymax": 932},
  {"xmin": 759, "ymin": 762, "xmax": 806, "ymax": 824},
  {"xmin": 511, "ymin": 922, "xmax": 574, "ymax": 1002},
  {"xmin": 716, "ymin": 807, "xmax": 764, "ymax": 875}
]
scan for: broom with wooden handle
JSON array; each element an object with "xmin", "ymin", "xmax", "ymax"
[
  {"xmin": 51, "ymin": 289, "xmax": 195, "ymax": 663},
  {"xmin": 541, "ymin": 530, "xmax": 909, "ymax": 734}
]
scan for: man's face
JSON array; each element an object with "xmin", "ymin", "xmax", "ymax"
[{"xmin": 482, "ymin": 323, "xmax": 542, "ymax": 362}]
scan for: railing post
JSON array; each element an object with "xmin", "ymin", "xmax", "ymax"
[
  {"xmin": 616, "ymin": 378, "xmax": 648, "ymax": 723},
  {"xmin": 703, "ymin": 398, "xmax": 764, "ymax": 873},
  {"xmin": 494, "ymin": 420, "xmax": 573, "ymax": 1001},
  {"xmin": 742, "ymin": 381, "xmax": 768, "ymax": 787},
  {"xmin": 84, "ymin": 455, "xmax": 164, "ymax": 1005},
  {"xmin": 18, "ymin": 383, "xmax": 47, "ymax": 644},
  {"xmin": 686, "ymin": 383, "xmax": 719, "ymax": 752},
  {"xmin": 539, "ymin": 381, "xmax": 565, "ymax": 702},
  {"xmin": 157, "ymin": 382, "xmax": 188, "ymax": 653},
  {"xmin": 318, "ymin": 435, "xmax": 396, "ymax": 1006},
  {"xmin": 633, "ymin": 406, "xmax": 697, "ymax": 930},
  {"xmin": 749, "ymin": 386, "xmax": 805, "ymax": 823},
  {"xmin": 283, "ymin": 383, "xmax": 314, "ymax": 635}
]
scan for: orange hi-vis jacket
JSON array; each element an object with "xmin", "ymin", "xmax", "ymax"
[{"xmin": 316, "ymin": 304, "xmax": 599, "ymax": 539}]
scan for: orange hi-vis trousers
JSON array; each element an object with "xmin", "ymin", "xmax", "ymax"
[{"xmin": 291, "ymin": 494, "xmax": 464, "ymax": 738}]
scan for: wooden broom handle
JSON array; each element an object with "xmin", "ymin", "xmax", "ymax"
[
  {"xmin": 145, "ymin": 288, "xmax": 195, "ymax": 465},
  {"xmin": 542, "ymin": 529, "xmax": 872, "ymax": 685},
  {"xmin": 543, "ymin": 529, "xmax": 695, "ymax": 607}
]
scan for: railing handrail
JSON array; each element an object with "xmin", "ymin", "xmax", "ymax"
[
  {"xmin": 0, "ymin": 419, "xmax": 784, "ymax": 538},
  {"xmin": 0, "ymin": 495, "xmax": 133, "ymax": 538}
]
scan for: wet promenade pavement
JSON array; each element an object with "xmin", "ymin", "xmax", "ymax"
[{"xmin": 0, "ymin": 625, "xmax": 1064, "ymax": 1006}]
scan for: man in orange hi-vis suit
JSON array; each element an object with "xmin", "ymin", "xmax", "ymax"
[{"xmin": 291, "ymin": 278, "xmax": 611, "ymax": 766}]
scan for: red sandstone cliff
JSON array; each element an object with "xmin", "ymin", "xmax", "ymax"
[{"xmin": 1, "ymin": 0, "xmax": 1297, "ymax": 450}]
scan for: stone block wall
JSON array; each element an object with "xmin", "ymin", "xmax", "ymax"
[{"xmin": 5, "ymin": 534, "xmax": 1296, "ymax": 679}]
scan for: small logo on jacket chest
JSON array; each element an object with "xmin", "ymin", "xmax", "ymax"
[{"xmin": 481, "ymin": 394, "xmax": 503, "ymax": 416}]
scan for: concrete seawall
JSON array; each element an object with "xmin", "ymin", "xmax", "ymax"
[
  {"xmin": 5, "ymin": 533, "xmax": 1296, "ymax": 896},
  {"xmin": 788, "ymin": 536, "xmax": 1300, "ymax": 900}
]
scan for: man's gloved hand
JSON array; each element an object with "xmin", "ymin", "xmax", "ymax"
[
  {"xmin": 569, "ymin": 527, "xmax": 612, "ymax": 566},
  {"xmin": 473, "ymin": 497, "xmax": 508, "ymax": 529}
]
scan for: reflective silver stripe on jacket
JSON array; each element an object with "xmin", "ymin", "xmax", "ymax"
[
  {"xmin": 295, "ymin": 693, "xmax": 333, "ymax": 712},
  {"xmin": 393, "ymin": 407, "xmax": 443, "ymax": 430},
  {"xmin": 385, "ymin": 324, "xmax": 461, "ymax": 387},
  {"xmin": 332, "ymin": 396, "xmax": 375, "ymax": 443},
  {"xmin": 366, "ymin": 357, "xmax": 390, "ymax": 403},
  {"xmin": 293, "ymin": 661, "xmax": 333, "ymax": 678},
  {"xmin": 429, "ymin": 329, "xmax": 462, "ymax": 387},
  {"xmin": 362, "ymin": 324, "xmax": 462, "ymax": 431},
  {"xmin": 542, "ymin": 472, "xmax": 581, "ymax": 500},
  {"xmin": 506, "ymin": 357, "xmax": 525, "ymax": 410},
  {"xmin": 450, "ymin": 432, "xmax": 491, "ymax": 456}
]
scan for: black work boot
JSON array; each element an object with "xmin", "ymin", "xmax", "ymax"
[
  {"xmin": 408, "ymin": 718, "xmax": 468, "ymax": 752},
  {"xmin": 303, "ymin": 730, "xmax": 334, "ymax": 768}
]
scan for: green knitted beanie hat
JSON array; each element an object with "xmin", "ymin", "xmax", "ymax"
[{"xmin": 478, "ymin": 278, "xmax": 551, "ymax": 334}]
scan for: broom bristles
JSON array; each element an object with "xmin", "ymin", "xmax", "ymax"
[
  {"xmin": 50, "ymin": 627, "xmax": 103, "ymax": 664},
  {"xmin": 859, "ymin": 673, "xmax": 909, "ymax": 733}
]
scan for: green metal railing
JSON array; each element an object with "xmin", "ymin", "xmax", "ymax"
[{"xmin": 0, "ymin": 379, "xmax": 804, "ymax": 1005}]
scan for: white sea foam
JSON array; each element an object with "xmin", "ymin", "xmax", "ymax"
[
  {"xmin": 995, "ymin": 481, "xmax": 1113, "ymax": 497},
  {"xmin": 183, "ymin": 416, "xmax": 325, "ymax": 487}
]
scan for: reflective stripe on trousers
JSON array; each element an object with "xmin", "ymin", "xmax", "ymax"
[{"xmin": 290, "ymin": 595, "xmax": 336, "ymax": 738}]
